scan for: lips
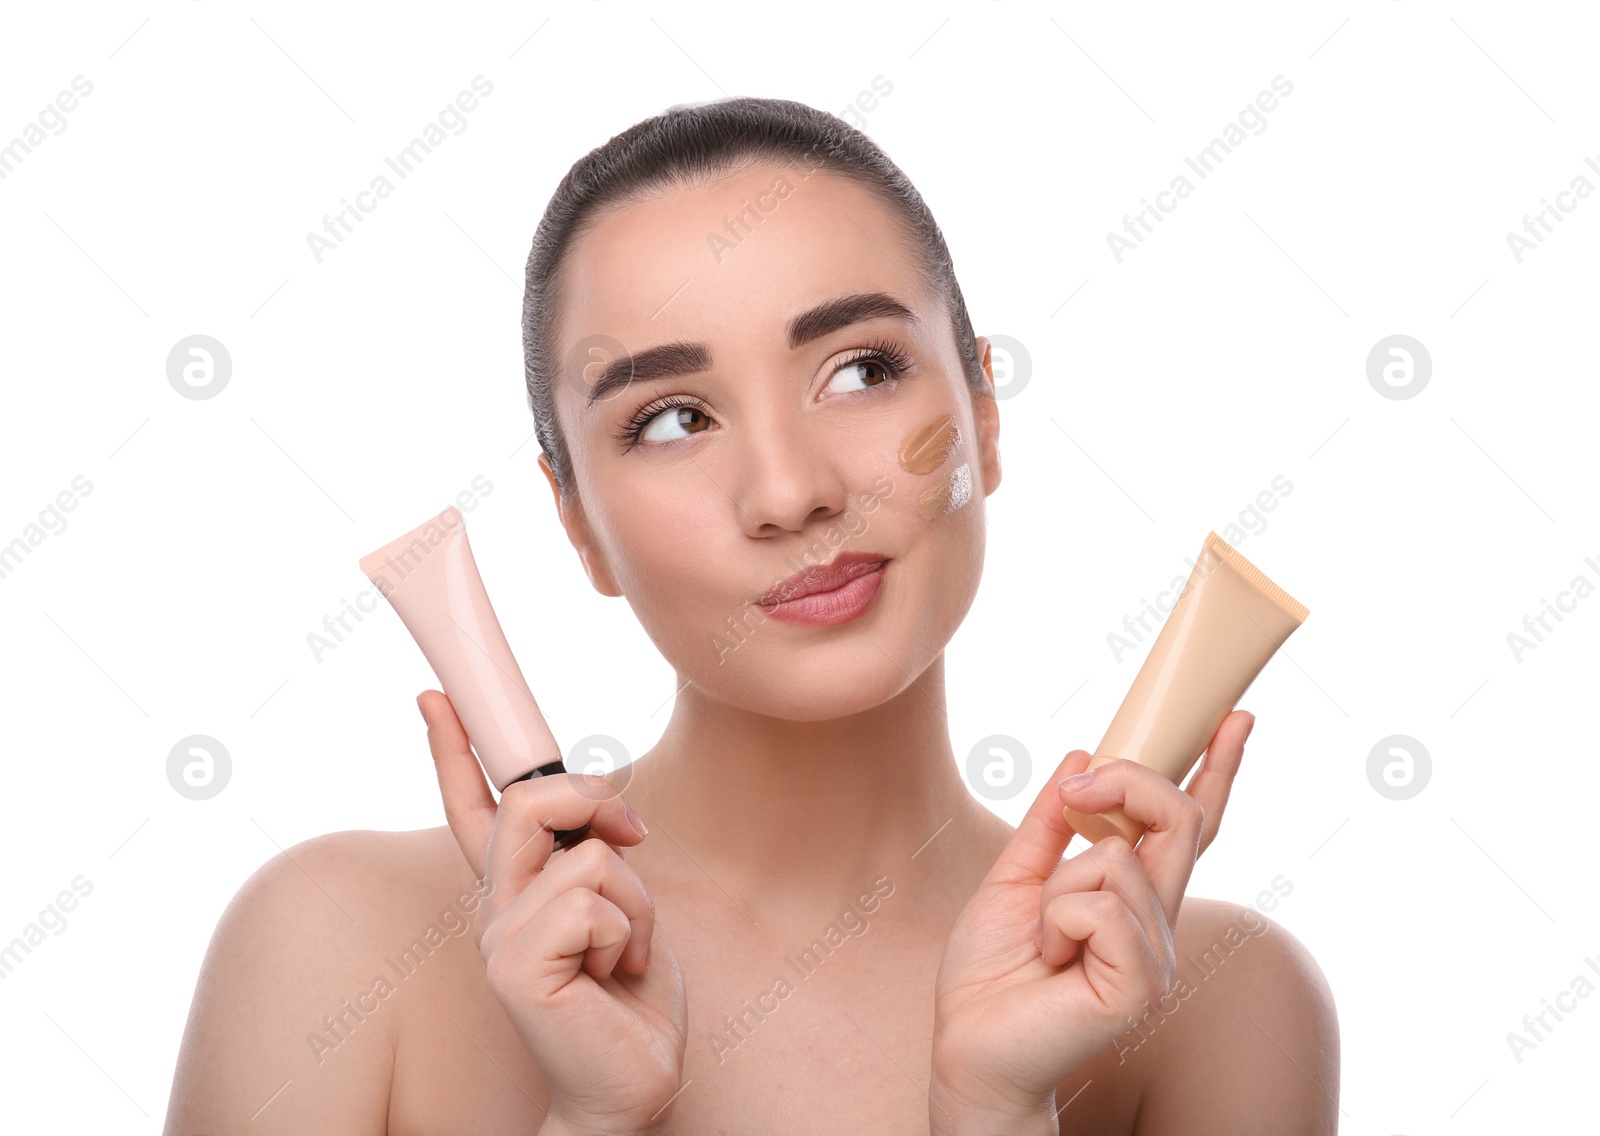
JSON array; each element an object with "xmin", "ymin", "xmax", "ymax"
[{"xmin": 757, "ymin": 551, "xmax": 890, "ymax": 607}]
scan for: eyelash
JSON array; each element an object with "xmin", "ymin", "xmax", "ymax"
[{"xmin": 611, "ymin": 337, "xmax": 917, "ymax": 452}]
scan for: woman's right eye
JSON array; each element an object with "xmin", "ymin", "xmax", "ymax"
[{"xmin": 635, "ymin": 401, "xmax": 713, "ymax": 446}]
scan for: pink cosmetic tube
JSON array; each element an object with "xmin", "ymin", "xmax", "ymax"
[{"xmin": 359, "ymin": 505, "xmax": 590, "ymax": 849}]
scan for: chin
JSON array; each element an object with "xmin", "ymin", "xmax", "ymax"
[
  {"xmin": 694, "ymin": 632, "xmax": 941, "ymax": 721},
  {"xmin": 733, "ymin": 672, "xmax": 915, "ymax": 722}
]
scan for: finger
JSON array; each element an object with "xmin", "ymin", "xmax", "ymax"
[
  {"xmin": 980, "ymin": 749, "xmax": 1094, "ymax": 889},
  {"xmin": 488, "ymin": 835, "xmax": 656, "ymax": 976},
  {"xmin": 496, "ymin": 887, "xmax": 634, "ymax": 992},
  {"xmin": 421, "ymin": 689, "xmax": 497, "ymax": 882},
  {"xmin": 1038, "ymin": 830, "xmax": 1169, "ymax": 969},
  {"xmin": 574, "ymin": 892, "xmax": 636, "ymax": 982},
  {"xmin": 1185, "ymin": 709, "xmax": 1253, "ymax": 856},
  {"xmin": 1040, "ymin": 889, "xmax": 1163, "ymax": 1003},
  {"xmin": 484, "ymin": 775, "xmax": 648, "ymax": 920},
  {"xmin": 1058, "ymin": 758, "xmax": 1204, "ymax": 929}
]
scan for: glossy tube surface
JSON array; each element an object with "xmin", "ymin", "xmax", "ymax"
[
  {"xmin": 360, "ymin": 505, "xmax": 589, "ymax": 848},
  {"xmin": 1063, "ymin": 531, "xmax": 1308, "ymax": 846}
]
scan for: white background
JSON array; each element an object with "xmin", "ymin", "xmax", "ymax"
[{"xmin": 2, "ymin": 1, "xmax": 1596, "ymax": 1131}]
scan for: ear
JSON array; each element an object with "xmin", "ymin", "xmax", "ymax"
[
  {"xmin": 537, "ymin": 452, "xmax": 623, "ymax": 597},
  {"xmin": 970, "ymin": 336, "xmax": 1002, "ymax": 496}
]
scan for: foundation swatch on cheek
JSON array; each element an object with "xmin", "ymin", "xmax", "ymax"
[
  {"xmin": 896, "ymin": 412, "xmax": 970, "ymax": 521},
  {"xmin": 918, "ymin": 462, "xmax": 972, "ymax": 520},
  {"xmin": 897, "ymin": 414, "xmax": 959, "ymax": 475}
]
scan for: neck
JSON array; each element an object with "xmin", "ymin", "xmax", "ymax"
[{"xmin": 625, "ymin": 653, "xmax": 997, "ymax": 926}]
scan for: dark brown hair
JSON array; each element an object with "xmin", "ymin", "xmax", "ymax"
[{"xmin": 522, "ymin": 95, "xmax": 985, "ymax": 499}]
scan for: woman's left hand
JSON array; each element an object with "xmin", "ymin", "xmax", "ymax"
[{"xmin": 928, "ymin": 710, "xmax": 1254, "ymax": 1132}]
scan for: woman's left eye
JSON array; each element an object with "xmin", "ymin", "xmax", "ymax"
[
  {"xmin": 826, "ymin": 357, "xmax": 896, "ymax": 395},
  {"xmin": 824, "ymin": 343, "xmax": 913, "ymax": 396}
]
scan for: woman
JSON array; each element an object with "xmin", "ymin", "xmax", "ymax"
[{"xmin": 165, "ymin": 96, "xmax": 1337, "ymax": 1134}]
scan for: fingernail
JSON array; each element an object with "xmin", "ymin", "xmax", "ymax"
[
  {"xmin": 417, "ymin": 696, "xmax": 427, "ymax": 723},
  {"xmin": 623, "ymin": 801, "xmax": 649, "ymax": 836},
  {"xmin": 1059, "ymin": 770, "xmax": 1095, "ymax": 794},
  {"xmin": 1034, "ymin": 915, "xmax": 1044, "ymax": 951}
]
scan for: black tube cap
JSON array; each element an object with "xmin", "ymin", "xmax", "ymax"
[{"xmin": 506, "ymin": 759, "xmax": 592, "ymax": 850}]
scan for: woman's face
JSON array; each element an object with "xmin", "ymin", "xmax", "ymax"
[{"xmin": 541, "ymin": 163, "xmax": 1001, "ymax": 720}]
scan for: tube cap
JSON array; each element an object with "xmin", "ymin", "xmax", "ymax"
[
  {"xmin": 1061, "ymin": 754, "xmax": 1147, "ymax": 846},
  {"xmin": 506, "ymin": 760, "xmax": 592, "ymax": 850},
  {"xmin": 1061, "ymin": 802, "xmax": 1145, "ymax": 846}
]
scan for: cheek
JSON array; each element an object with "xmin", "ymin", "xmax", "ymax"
[
  {"xmin": 839, "ymin": 507, "xmax": 871, "ymax": 538},
  {"xmin": 892, "ymin": 410, "xmax": 976, "ymax": 524},
  {"xmin": 897, "ymin": 413, "xmax": 959, "ymax": 474},
  {"xmin": 916, "ymin": 461, "xmax": 973, "ymax": 520},
  {"xmin": 598, "ymin": 482, "xmax": 720, "ymax": 599}
]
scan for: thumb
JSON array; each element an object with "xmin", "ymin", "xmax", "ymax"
[{"xmin": 979, "ymin": 749, "xmax": 1094, "ymax": 889}]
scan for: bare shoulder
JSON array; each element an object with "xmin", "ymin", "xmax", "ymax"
[
  {"xmin": 215, "ymin": 825, "xmax": 477, "ymax": 953},
  {"xmin": 272, "ymin": 825, "xmax": 479, "ymax": 912},
  {"xmin": 1049, "ymin": 895, "xmax": 1338, "ymax": 1135},
  {"xmin": 163, "ymin": 826, "xmax": 480, "ymax": 1135},
  {"xmin": 1132, "ymin": 896, "xmax": 1340, "ymax": 1135}
]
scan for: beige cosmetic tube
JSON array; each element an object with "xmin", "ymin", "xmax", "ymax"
[
  {"xmin": 1062, "ymin": 531, "xmax": 1308, "ymax": 846},
  {"xmin": 359, "ymin": 505, "xmax": 589, "ymax": 848}
]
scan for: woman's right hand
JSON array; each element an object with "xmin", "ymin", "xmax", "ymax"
[{"xmin": 419, "ymin": 690, "xmax": 687, "ymax": 1135}]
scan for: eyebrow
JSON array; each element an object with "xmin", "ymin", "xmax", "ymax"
[{"xmin": 582, "ymin": 290, "xmax": 919, "ymax": 407}]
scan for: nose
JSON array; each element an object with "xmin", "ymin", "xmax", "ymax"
[{"xmin": 732, "ymin": 411, "xmax": 851, "ymax": 539}]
